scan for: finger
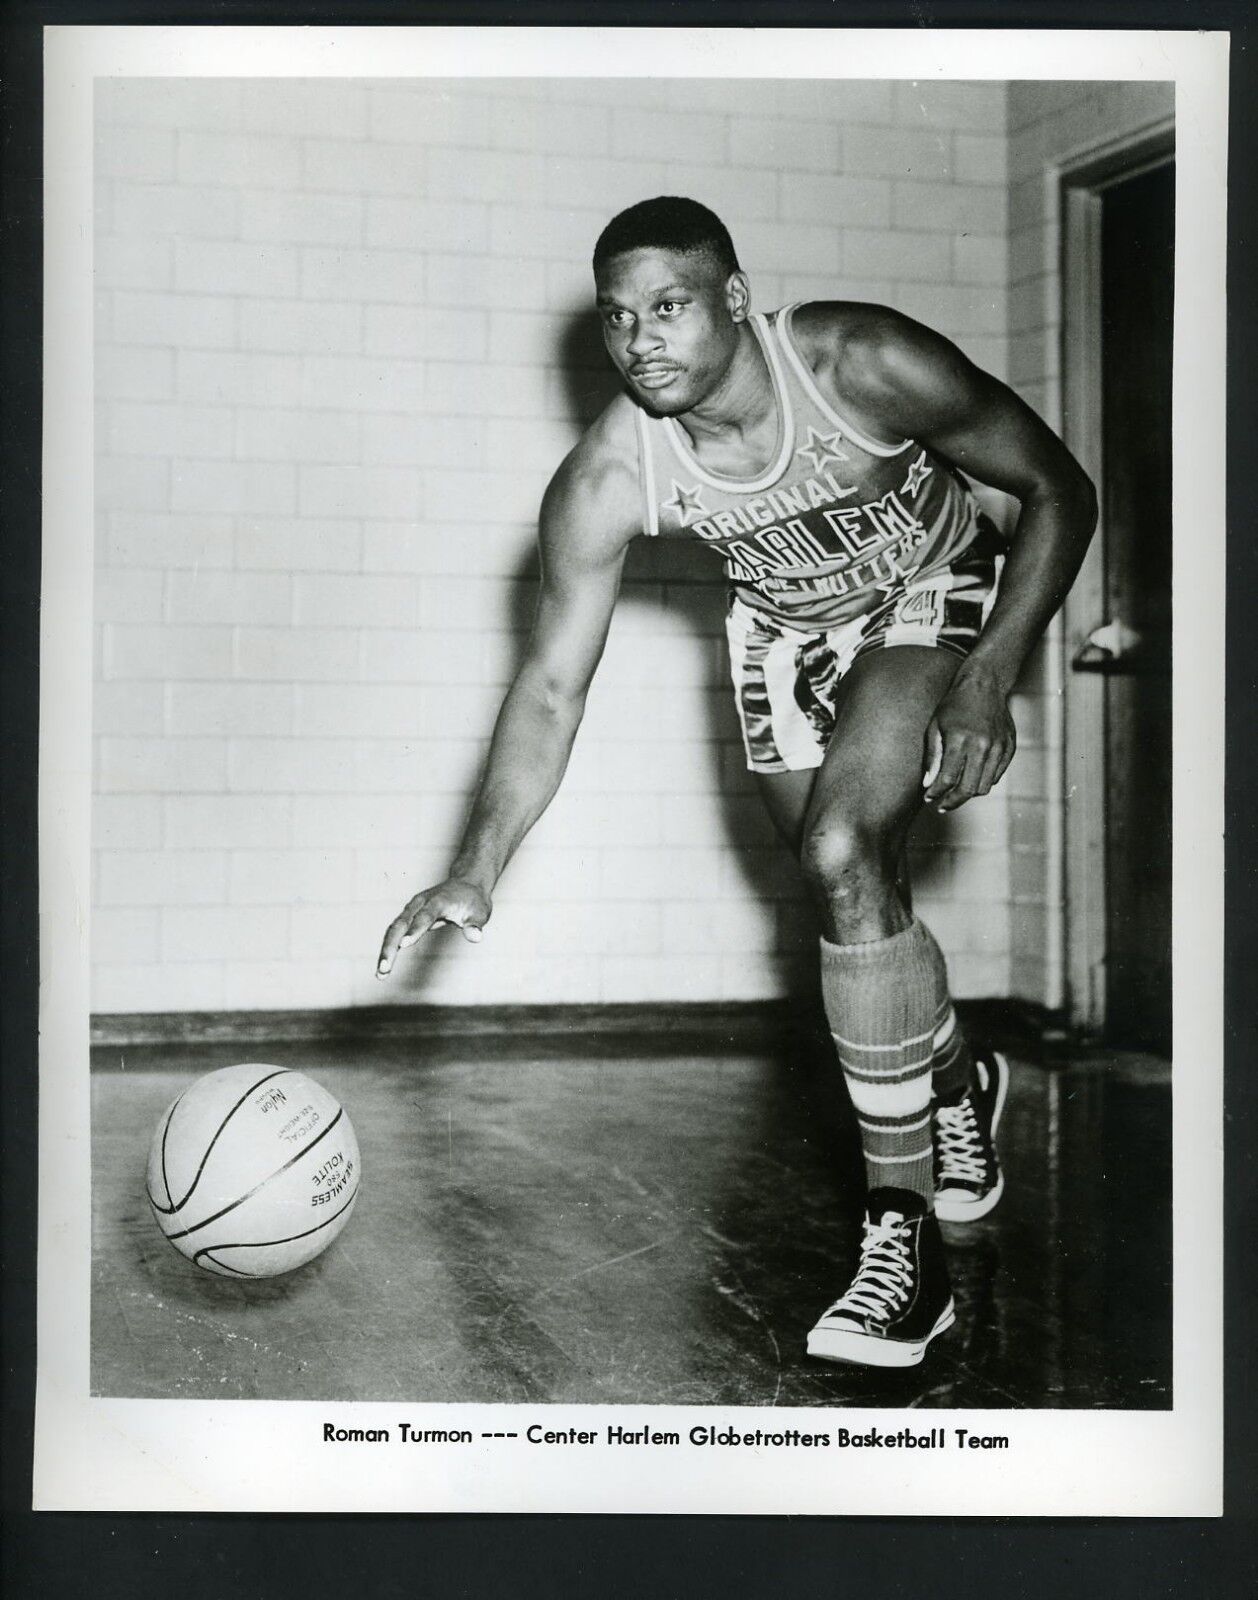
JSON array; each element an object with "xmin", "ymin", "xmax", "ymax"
[
  {"xmin": 925, "ymin": 734, "xmax": 970, "ymax": 804},
  {"xmin": 922, "ymin": 721, "xmax": 943, "ymax": 789},
  {"xmin": 426, "ymin": 907, "xmax": 484, "ymax": 943},
  {"xmin": 974, "ymin": 740, "xmax": 1008, "ymax": 796},
  {"xmin": 935, "ymin": 745, "xmax": 988, "ymax": 810},
  {"xmin": 377, "ymin": 900, "xmax": 436, "ymax": 974},
  {"xmin": 376, "ymin": 913, "xmax": 411, "ymax": 976},
  {"xmin": 989, "ymin": 737, "xmax": 1016, "ymax": 790}
]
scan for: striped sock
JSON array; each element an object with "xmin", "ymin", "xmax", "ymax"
[
  {"xmin": 819, "ymin": 917, "xmax": 945, "ymax": 1207},
  {"xmin": 930, "ymin": 1000, "xmax": 976, "ymax": 1105}
]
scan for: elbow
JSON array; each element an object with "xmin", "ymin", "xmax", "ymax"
[
  {"xmin": 1075, "ymin": 467, "xmax": 1099, "ymax": 533},
  {"xmin": 540, "ymin": 681, "xmax": 587, "ymax": 728},
  {"xmin": 1040, "ymin": 464, "xmax": 1098, "ymax": 540},
  {"xmin": 516, "ymin": 662, "xmax": 586, "ymax": 728}
]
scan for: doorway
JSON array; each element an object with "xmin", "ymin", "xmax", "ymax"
[{"xmin": 1062, "ymin": 131, "xmax": 1175, "ymax": 1053}]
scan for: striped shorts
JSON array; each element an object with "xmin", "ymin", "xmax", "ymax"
[{"xmin": 724, "ymin": 520, "xmax": 1007, "ymax": 774}]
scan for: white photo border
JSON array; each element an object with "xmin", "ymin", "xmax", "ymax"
[{"xmin": 36, "ymin": 23, "xmax": 1227, "ymax": 1515}]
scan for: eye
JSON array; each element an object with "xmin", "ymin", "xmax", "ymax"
[
  {"xmin": 658, "ymin": 300, "xmax": 683, "ymax": 317},
  {"xmin": 604, "ymin": 309, "xmax": 631, "ymax": 329}
]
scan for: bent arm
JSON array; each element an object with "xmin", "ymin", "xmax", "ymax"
[
  {"xmin": 822, "ymin": 307, "xmax": 1097, "ymax": 809},
  {"xmin": 844, "ymin": 310, "xmax": 1098, "ymax": 694}
]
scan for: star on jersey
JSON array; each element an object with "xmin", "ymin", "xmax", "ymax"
[
  {"xmin": 664, "ymin": 480, "xmax": 708, "ymax": 526},
  {"xmin": 901, "ymin": 450, "xmax": 932, "ymax": 499},
  {"xmin": 875, "ymin": 557, "xmax": 901, "ymax": 596},
  {"xmin": 796, "ymin": 425, "xmax": 849, "ymax": 474}
]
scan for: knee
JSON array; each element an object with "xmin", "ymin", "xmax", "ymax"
[{"xmin": 799, "ymin": 817, "xmax": 893, "ymax": 906}]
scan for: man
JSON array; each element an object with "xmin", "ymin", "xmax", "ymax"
[{"xmin": 377, "ymin": 197, "xmax": 1097, "ymax": 1368}]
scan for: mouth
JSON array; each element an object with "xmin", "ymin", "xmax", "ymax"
[{"xmin": 630, "ymin": 366, "xmax": 680, "ymax": 389}]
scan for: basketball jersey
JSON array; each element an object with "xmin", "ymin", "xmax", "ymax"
[{"xmin": 633, "ymin": 303, "xmax": 982, "ymax": 630}]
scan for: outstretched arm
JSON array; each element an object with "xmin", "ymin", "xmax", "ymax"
[
  {"xmin": 831, "ymin": 309, "xmax": 1098, "ymax": 811},
  {"xmin": 377, "ymin": 446, "xmax": 636, "ymax": 975}
]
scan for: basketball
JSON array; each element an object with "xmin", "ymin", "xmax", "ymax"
[{"xmin": 146, "ymin": 1063, "xmax": 361, "ymax": 1279}]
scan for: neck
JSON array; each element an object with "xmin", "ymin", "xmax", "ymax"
[{"xmin": 681, "ymin": 321, "xmax": 775, "ymax": 442}]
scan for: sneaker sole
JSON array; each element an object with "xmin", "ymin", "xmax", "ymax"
[
  {"xmin": 936, "ymin": 1167, "xmax": 1004, "ymax": 1222},
  {"xmin": 934, "ymin": 1051, "xmax": 1009, "ymax": 1224},
  {"xmin": 806, "ymin": 1300, "xmax": 956, "ymax": 1368}
]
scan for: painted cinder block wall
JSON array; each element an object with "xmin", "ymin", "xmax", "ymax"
[{"xmin": 92, "ymin": 75, "xmax": 1015, "ymax": 1014}]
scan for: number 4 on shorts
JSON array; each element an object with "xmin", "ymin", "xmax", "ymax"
[{"xmin": 896, "ymin": 586, "xmax": 942, "ymax": 628}]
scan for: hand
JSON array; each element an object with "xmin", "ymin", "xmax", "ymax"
[
  {"xmin": 376, "ymin": 877, "xmax": 492, "ymax": 977},
  {"xmin": 922, "ymin": 668, "xmax": 1016, "ymax": 812}
]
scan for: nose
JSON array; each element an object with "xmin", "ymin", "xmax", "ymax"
[{"xmin": 626, "ymin": 320, "xmax": 663, "ymax": 359}]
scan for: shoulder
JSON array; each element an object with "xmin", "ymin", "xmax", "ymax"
[
  {"xmin": 788, "ymin": 299, "xmax": 979, "ymax": 421},
  {"xmin": 541, "ymin": 393, "xmax": 643, "ymax": 559}
]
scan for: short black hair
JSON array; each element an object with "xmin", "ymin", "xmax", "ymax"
[{"xmin": 593, "ymin": 196, "xmax": 740, "ymax": 277}]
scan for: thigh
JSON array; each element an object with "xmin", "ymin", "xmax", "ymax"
[{"xmin": 804, "ymin": 644, "xmax": 962, "ymax": 848}]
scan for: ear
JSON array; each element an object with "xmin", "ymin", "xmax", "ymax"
[{"xmin": 726, "ymin": 271, "xmax": 751, "ymax": 323}]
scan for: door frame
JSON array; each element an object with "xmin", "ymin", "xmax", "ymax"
[{"xmin": 1059, "ymin": 120, "xmax": 1175, "ymax": 1033}]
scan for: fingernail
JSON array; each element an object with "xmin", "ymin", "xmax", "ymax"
[{"xmin": 465, "ymin": 927, "xmax": 483, "ymax": 943}]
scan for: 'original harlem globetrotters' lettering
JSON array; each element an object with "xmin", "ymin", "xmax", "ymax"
[{"xmin": 692, "ymin": 485, "xmax": 931, "ymax": 591}]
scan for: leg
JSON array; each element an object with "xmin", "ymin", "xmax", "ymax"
[
  {"xmin": 801, "ymin": 646, "xmax": 959, "ymax": 1205},
  {"xmin": 753, "ymin": 650, "xmax": 956, "ymax": 1133},
  {"xmin": 794, "ymin": 648, "xmax": 1007, "ymax": 1231},
  {"xmin": 799, "ymin": 645, "xmax": 956, "ymax": 943},
  {"xmin": 803, "ymin": 648, "xmax": 960, "ymax": 1365},
  {"xmin": 756, "ymin": 767, "xmax": 912, "ymax": 907}
]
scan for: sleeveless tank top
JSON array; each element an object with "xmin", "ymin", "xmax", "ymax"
[{"xmin": 633, "ymin": 303, "xmax": 982, "ymax": 630}]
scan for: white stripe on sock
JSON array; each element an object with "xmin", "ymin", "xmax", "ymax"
[
  {"xmin": 848, "ymin": 1077, "xmax": 933, "ymax": 1117},
  {"xmin": 856, "ymin": 1112, "xmax": 932, "ymax": 1135},
  {"xmin": 831, "ymin": 1025, "xmax": 936, "ymax": 1053}
]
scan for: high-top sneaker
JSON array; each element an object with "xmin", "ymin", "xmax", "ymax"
[
  {"xmin": 934, "ymin": 1048, "xmax": 1009, "ymax": 1222},
  {"xmin": 806, "ymin": 1188, "xmax": 955, "ymax": 1367}
]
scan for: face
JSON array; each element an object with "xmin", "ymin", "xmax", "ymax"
[{"xmin": 594, "ymin": 246, "xmax": 748, "ymax": 415}]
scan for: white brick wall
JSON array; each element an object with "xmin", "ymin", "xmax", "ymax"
[{"xmin": 93, "ymin": 75, "xmax": 1015, "ymax": 1014}]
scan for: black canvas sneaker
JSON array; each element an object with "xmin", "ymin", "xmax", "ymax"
[
  {"xmin": 806, "ymin": 1188, "xmax": 955, "ymax": 1368},
  {"xmin": 933, "ymin": 1048, "xmax": 1009, "ymax": 1222}
]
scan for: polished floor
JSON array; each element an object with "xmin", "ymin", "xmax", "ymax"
[{"xmin": 90, "ymin": 1019, "xmax": 1171, "ymax": 1408}]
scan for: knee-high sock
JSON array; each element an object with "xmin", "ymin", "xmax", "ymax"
[
  {"xmin": 930, "ymin": 998, "xmax": 976, "ymax": 1105},
  {"xmin": 820, "ymin": 917, "xmax": 946, "ymax": 1205}
]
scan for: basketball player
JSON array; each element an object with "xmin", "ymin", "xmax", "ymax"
[{"xmin": 377, "ymin": 198, "xmax": 1097, "ymax": 1368}]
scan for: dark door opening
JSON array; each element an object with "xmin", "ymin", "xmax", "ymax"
[{"xmin": 1096, "ymin": 160, "xmax": 1175, "ymax": 1052}]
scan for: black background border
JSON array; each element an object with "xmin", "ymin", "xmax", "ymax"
[{"xmin": 3, "ymin": 2, "xmax": 1254, "ymax": 1593}]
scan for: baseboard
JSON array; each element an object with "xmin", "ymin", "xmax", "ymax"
[{"xmin": 88, "ymin": 995, "xmax": 1075, "ymax": 1055}]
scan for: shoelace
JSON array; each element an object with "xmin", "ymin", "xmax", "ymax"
[
  {"xmin": 935, "ymin": 1094, "xmax": 988, "ymax": 1184},
  {"xmin": 825, "ymin": 1216, "xmax": 913, "ymax": 1322}
]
